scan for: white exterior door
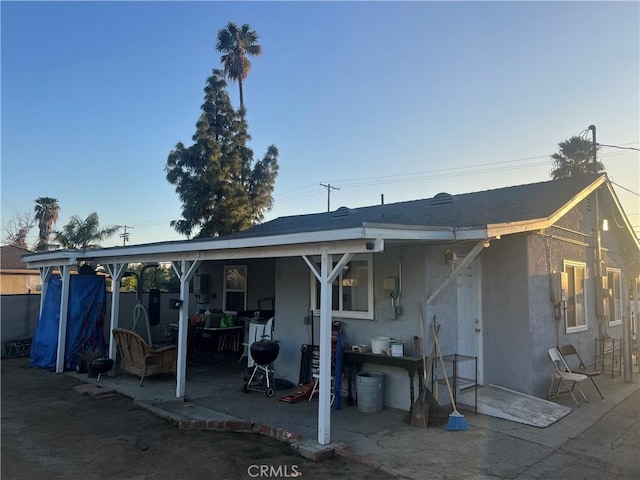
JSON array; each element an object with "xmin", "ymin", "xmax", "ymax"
[{"xmin": 457, "ymin": 258, "xmax": 483, "ymax": 385}]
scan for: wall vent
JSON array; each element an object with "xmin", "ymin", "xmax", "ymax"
[
  {"xmin": 430, "ymin": 192, "xmax": 455, "ymax": 206},
  {"xmin": 333, "ymin": 206, "xmax": 350, "ymax": 218}
]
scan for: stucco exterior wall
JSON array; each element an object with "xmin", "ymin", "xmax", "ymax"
[
  {"xmin": 271, "ymin": 245, "xmax": 465, "ymax": 411},
  {"xmin": 272, "ymin": 257, "xmax": 314, "ymax": 383},
  {"xmin": 525, "ymin": 197, "xmax": 630, "ymax": 397},
  {"xmin": 0, "ymin": 272, "xmax": 42, "ymax": 295},
  {"xmin": 482, "ymin": 234, "xmax": 532, "ymax": 393},
  {"xmin": 527, "ymin": 232, "xmax": 563, "ymax": 398}
]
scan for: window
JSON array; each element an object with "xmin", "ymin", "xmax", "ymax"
[
  {"xmin": 223, "ymin": 265, "xmax": 247, "ymax": 313},
  {"xmin": 607, "ymin": 269, "xmax": 622, "ymax": 326},
  {"xmin": 310, "ymin": 255, "xmax": 373, "ymax": 319},
  {"xmin": 565, "ymin": 261, "xmax": 587, "ymax": 333}
]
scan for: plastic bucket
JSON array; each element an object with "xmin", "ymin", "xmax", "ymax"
[
  {"xmin": 356, "ymin": 371, "xmax": 384, "ymax": 413},
  {"xmin": 371, "ymin": 336, "xmax": 391, "ymax": 354}
]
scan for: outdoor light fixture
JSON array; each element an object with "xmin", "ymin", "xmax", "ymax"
[
  {"xmin": 601, "ymin": 219, "xmax": 609, "ymax": 232},
  {"xmin": 444, "ymin": 249, "xmax": 457, "ymax": 264}
]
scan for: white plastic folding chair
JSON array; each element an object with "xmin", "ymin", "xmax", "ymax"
[
  {"xmin": 547, "ymin": 347, "xmax": 589, "ymax": 407},
  {"xmin": 309, "ymin": 373, "xmax": 335, "ymax": 406}
]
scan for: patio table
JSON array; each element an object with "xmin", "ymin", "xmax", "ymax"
[
  {"xmin": 169, "ymin": 323, "xmax": 243, "ymax": 353},
  {"xmin": 342, "ymin": 351, "xmax": 425, "ymax": 408}
]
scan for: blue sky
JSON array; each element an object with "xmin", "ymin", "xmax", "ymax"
[{"xmin": 2, "ymin": 1, "xmax": 639, "ymax": 247}]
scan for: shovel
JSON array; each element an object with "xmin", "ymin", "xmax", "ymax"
[{"xmin": 410, "ymin": 303, "xmax": 439, "ymax": 427}]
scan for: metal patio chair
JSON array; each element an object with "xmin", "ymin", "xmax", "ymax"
[
  {"xmin": 558, "ymin": 344, "xmax": 604, "ymax": 399},
  {"xmin": 547, "ymin": 347, "xmax": 589, "ymax": 407}
]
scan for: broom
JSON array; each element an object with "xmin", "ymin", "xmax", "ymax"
[{"xmin": 432, "ymin": 324, "xmax": 468, "ymax": 431}]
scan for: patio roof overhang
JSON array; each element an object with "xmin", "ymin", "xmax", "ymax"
[{"xmin": 21, "ymin": 223, "xmax": 476, "ymax": 269}]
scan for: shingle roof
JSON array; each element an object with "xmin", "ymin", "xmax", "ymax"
[
  {"xmin": 1, "ymin": 245, "xmax": 36, "ymax": 270},
  {"xmin": 229, "ymin": 175, "xmax": 601, "ymax": 239}
]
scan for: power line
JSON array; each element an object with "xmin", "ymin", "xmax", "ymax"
[
  {"xmin": 273, "ymin": 154, "xmax": 636, "ymax": 207},
  {"xmin": 612, "ymin": 182, "xmax": 640, "ymax": 198},
  {"xmin": 599, "ymin": 143, "xmax": 640, "ymax": 152}
]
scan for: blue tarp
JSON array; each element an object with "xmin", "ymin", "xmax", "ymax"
[{"xmin": 30, "ymin": 275, "xmax": 107, "ymax": 370}]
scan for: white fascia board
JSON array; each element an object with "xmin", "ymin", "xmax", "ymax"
[
  {"xmin": 21, "ymin": 231, "xmax": 385, "ymax": 268},
  {"xmin": 22, "ymin": 250, "xmax": 77, "ymax": 265},
  {"xmin": 99, "ymin": 227, "xmax": 375, "ymax": 258},
  {"xmin": 362, "ymin": 224, "xmax": 455, "ymax": 241},
  {"xmin": 23, "ymin": 256, "xmax": 78, "ymax": 269},
  {"xmin": 454, "ymin": 227, "xmax": 489, "ymax": 240},
  {"xmin": 86, "ymin": 239, "xmax": 385, "ymax": 265},
  {"xmin": 486, "ymin": 220, "xmax": 549, "ymax": 238}
]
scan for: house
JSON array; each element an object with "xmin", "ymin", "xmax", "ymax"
[
  {"xmin": 1, "ymin": 245, "xmax": 42, "ymax": 294},
  {"xmin": 21, "ymin": 173, "xmax": 639, "ymax": 445}
]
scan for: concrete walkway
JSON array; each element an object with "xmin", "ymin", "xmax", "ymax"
[{"xmin": 73, "ymin": 357, "xmax": 640, "ymax": 479}]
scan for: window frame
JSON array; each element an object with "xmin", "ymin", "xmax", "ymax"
[
  {"xmin": 564, "ymin": 260, "xmax": 588, "ymax": 334},
  {"xmin": 222, "ymin": 265, "xmax": 247, "ymax": 313},
  {"xmin": 309, "ymin": 254, "xmax": 374, "ymax": 320},
  {"xmin": 606, "ymin": 268, "xmax": 623, "ymax": 327}
]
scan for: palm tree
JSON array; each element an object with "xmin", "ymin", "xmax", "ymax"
[
  {"xmin": 53, "ymin": 212, "xmax": 119, "ymax": 250},
  {"xmin": 550, "ymin": 136, "xmax": 605, "ymax": 180},
  {"xmin": 34, "ymin": 197, "xmax": 60, "ymax": 252},
  {"xmin": 216, "ymin": 21, "xmax": 262, "ymax": 113}
]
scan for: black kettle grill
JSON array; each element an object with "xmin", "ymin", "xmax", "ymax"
[{"xmin": 244, "ymin": 337, "xmax": 279, "ymax": 397}]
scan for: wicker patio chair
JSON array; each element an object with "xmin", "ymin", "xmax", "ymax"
[{"xmin": 112, "ymin": 328, "xmax": 177, "ymax": 386}]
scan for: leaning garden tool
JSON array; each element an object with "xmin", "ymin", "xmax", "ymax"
[
  {"xmin": 410, "ymin": 303, "xmax": 439, "ymax": 427},
  {"xmin": 432, "ymin": 324, "xmax": 468, "ymax": 431}
]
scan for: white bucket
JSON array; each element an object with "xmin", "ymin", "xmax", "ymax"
[
  {"xmin": 391, "ymin": 342, "xmax": 403, "ymax": 357},
  {"xmin": 371, "ymin": 336, "xmax": 391, "ymax": 354}
]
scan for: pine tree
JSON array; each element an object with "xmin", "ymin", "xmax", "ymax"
[{"xmin": 165, "ymin": 69, "xmax": 278, "ymax": 238}]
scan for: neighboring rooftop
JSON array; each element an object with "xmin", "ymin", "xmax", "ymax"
[{"xmin": 1, "ymin": 245, "xmax": 36, "ymax": 271}]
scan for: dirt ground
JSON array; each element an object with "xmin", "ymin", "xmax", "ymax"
[{"xmin": 1, "ymin": 358, "xmax": 393, "ymax": 480}]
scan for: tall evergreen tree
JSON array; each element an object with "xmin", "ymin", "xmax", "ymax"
[
  {"xmin": 550, "ymin": 136, "xmax": 604, "ymax": 180},
  {"xmin": 216, "ymin": 21, "xmax": 262, "ymax": 113},
  {"xmin": 34, "ymin": 196, "xmax": 60, "ymax": 252},
  {"xmin": 165, "ymin": 69, "xmax": 278, "ymax": 238}
]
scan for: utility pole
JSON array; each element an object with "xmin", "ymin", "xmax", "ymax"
[
  {"xmin": 118, "ymin": 225, "xmax": 133, "ymax": 246},
  {"xmin": 588, "ymin": 124, "xmax": 597, "ymax": 173},
  {"xmin": 319, "ymin": 183, "xmax": 340, "ymax": 212}
]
